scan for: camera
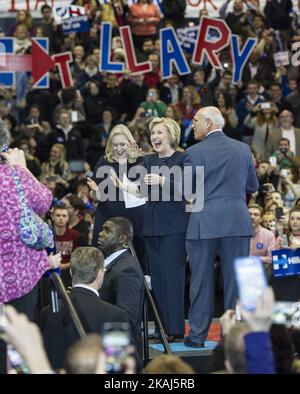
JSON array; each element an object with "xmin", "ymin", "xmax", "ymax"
[
  {"xmin": 279, "ymin": 147, "xmax": 288, "ymax": 155},
  {"xmin": 261, "ymin": 102, "xmax": 271, "ymax": 110}
]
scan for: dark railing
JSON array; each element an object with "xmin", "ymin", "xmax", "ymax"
[
  {"xmin": 49, "ymin": 273, "xmax": 86, "ymax": 340},
  {"xmin": 129, "ymin": 243, "xmax": 172, "ymax": 362}
]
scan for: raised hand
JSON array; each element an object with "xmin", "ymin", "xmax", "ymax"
[{"xmin": 87, "ymin": 177, "xmax": 98, "ymax": 192}]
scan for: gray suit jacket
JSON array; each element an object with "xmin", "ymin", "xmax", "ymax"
[
  {"xmin": 265, "ymin": 127, "xmax": 300, "ymax": 159},
  {"xmin": 185, "ymin": 131, "xmax": 259, "ymax": 240}
]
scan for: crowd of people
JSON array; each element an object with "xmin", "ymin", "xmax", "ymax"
[{"xmin": 1, "ymin": 0, "xmax": 300, "ymax": 375}]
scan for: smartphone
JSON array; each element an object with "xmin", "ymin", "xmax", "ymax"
[
  {"xmin": 71, "ymin": 111, "xmax": 78, "ymax": 123},
  {"xmin": 269, "ymin": 156, "xmax": 277, "ymax": 167},
  {"xmin": 234, "ymin": 257, "xmax": 267, "ymax": 311},
  {"xmin": 7, "ymin": 345, "xmax": 30, "ymax": 374},
  {"xmin": 280, "ymin": 169, "xmax": 288, "ymax": 178},
  {"xmin": 69, "ymin": 160, "xmax": 85, "ymax": 173},
  {"xmin": 45, "ymin": 175, "xmax": 58, "ymax": 183},
  {"xmin": 275, "ymin": 207, "xmax": 284, "ymax": 220},
  {"xmin": 102, "ymin": 322, "xmax": 131, "ymax": 374},
  {"xmin": 261, "ymin": 102, "xmax": 271, "ymax": 110},
  {"xmin": 272, "ymin": 302, "xmax": 300, "ymax": 326}
]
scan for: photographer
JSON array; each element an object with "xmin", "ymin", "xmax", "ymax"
[
  {"xmin": 271, "ymin": 138, "xmax": 300, "ymax": 170},
  {"xmin": 244, "ymin": 101, "xmax": 278, "ymax": 159}
]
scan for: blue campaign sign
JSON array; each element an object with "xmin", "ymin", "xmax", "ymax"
[
  {"xmin": 176, "ymin": 26, "xmax": 198, "ymax": 55},
  {"xmin": 62, "ymin": 15, "xmax": 90, "ymax": 35},
  {"xmin": 272, "ymin": 248, "xmax": 300, "ymax": 277},
  {"xmin": 0, "ymin": 38, "xmax": 15, "ymax": 87}
]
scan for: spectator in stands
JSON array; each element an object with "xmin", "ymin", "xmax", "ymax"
[
  {"xmin": 8, "ymin": 9, "xmax": 32, "ymax": 36},
  {"xmin": 264, "ymin": 0, "xmax": 293, "ymax": 48},
  {"xmin": 102, "ymin": 74, "xmax": 124, "ymax": 121},
  {"xmin": 128, "ymin": 0, "xmax": 160, "ymax": 49},
  {"xmin": 144, "ymin": 52, "xmax": 161, "ymax": 88},
  {"xmin": 249, "ymin": 204, "xmax": 277, "ymax": 279},
  {"xmin": 160, "ymin": 74, "xmax": 182, "ymax": 105},
  {"xmin": 216, "ymin": 92, "xmax": 240, "ymax": 140},
  {"xmin": 13, "ymin": 23, "xmax": 31, "ymax": 54},
  {"xmin": 51, "ymin": 205, "xmax": 81, "ymax": 288},
  {"xmin": 88, "ymin": 107, "xmax": 118, "ymax": 169},
  {"xmin": 40, "ymin": 247, "xmax": 129, "ymax": 370},
  {"xmin": 237, "ymin": 79, "xmax": 265, "ymax": 140},
  {"xmin": 266, "ymin": 110, "xmax": 300, "ymax": 159},
  {"xmin": 214, "ymin": 70, "xmax": 238, "ymax": 108},
  {"xmin": 40, "ymin": 143, "xmax": 70, "ymax": 189},
  {"xmin": 162, "ymin": 0, "xmax": 186, "ymax": 29},
  {"xmin": 268, "ymin": 82, "xmax": 293, "ymax": 115},
  {"xmin": 244, "ymin": 102, "xmax": 278, "ymax": 159},
  {"xmin": 82, "ymin": 81, "xmax": 104, "ymax": 127},
  {"xmin": 139, "ymin": 88, "xmax": 167, "ymax": 117},
  {"xmin": 192, "ymin": 68, "xmax": 214, "ymax": 107},
  {"xmin": 176, "ymin": 85, "xmax": 201, "ymax": 148},
  {"xmin": 279, "ymin": 167, "xmax": 300, "ymax": 209},
  {"xmin": 120, "ymin": 73, "xmax": 148, "ymax": 121},
  {"xmin": 28, "ymin": 104, "xmax": 52, "ymax": 135},
  {"xmin": 48, "ymin": 109, "xmax": 83, "ymax": 161},
  {"xmin": 36, "ymin": 4, "xmax": 62, "ymax": 53},
  {"xmin": 62, "ymin": 194, "xmax": 90, "ymax": 246},
  {"xmin": 219, "ymin": 0, "xmax": 246, "ymax": 35},
  {"xmin": 136, "ymin": 38, "xmax": 154, "ymax": 62},
  {"xmin": 53, "ymin": 87, "xmax": 86, "ymax": 126},
  {"xmin": 242, "ymin": 48, "xmax": 274, "ymax": 90},
  {"xmin": 16, "ymin": 138, "xmax": 41, "ymax": 179},
  {"xmin": 76, "ymin": 55, "xmax": 102, "ymax": 93},
  {"xmin": 19, "ymin": 116, "xmax": 48, "ymax": 163},
  {"xmin": 71, "ymin": 45, "xmax": 86, "ymax": 79},
  {"xmin": 271, "ymin": 138, "xmax": 300, "ymax": 170},
  {"xmin": 286, "ymin": 82, "xmax": 300, "ymax": 128}
]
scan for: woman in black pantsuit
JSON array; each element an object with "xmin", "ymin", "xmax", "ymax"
[{"xmin": 112, "ymin": 118, "xmax": 189, "ymax": 340}]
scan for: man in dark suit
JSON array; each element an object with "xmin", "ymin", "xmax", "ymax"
[
  {"xmin": 98, "ymin": 217, "xmax": 144, "ymax": 358},
  {"xmin": 40, "ymin": 247, "xmax": 129, "ymax": 369},
  {"xmin": 184, "ymin": 106, "xmax": 259, "ymax": 347}
]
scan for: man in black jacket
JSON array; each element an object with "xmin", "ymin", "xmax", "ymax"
[
  {"xmin": 39, "ymin": 247, "xmax": 129, "ymax": 369},
  {"xmin": 98, "ymin": 217, "xmax": 144, "ymax": 359}
]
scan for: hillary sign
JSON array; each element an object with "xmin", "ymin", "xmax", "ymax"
[
  {"xmin": 100, "ymin": 18, "xmax": 257, "ymax": 83},
  {"xmin": 272, "ymin": 248, "xmax": 300, "ymax": 278}
]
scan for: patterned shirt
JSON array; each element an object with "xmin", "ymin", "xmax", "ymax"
[{"xmin": 0, "ymin": 164, "xmax": 52, "ymax": 303}]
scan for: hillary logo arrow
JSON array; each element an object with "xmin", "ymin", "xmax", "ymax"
[{"xmin": 0, "ymin": 39, "xmax": 54, "ymax": 86}]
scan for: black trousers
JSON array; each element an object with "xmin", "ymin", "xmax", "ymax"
[{"xmin": 144, "ymin": 233, "xmax": 186, "ymax": 335}]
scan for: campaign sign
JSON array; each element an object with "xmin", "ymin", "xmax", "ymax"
[
  {"xmin": 272, "ymin": 248, "xmax": 300, "ymax": 277},
  {"xmin": 62, "ymin": 15, "xmax": 90, "ymax": 35},
  {"xmin": 176, "ymin": 26, "xmax": 198, "ymax": 55}
]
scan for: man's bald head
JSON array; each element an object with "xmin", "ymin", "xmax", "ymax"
[{"xmin": 192, "ymin": 107, "xmax": 225, "ymax": 140}]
